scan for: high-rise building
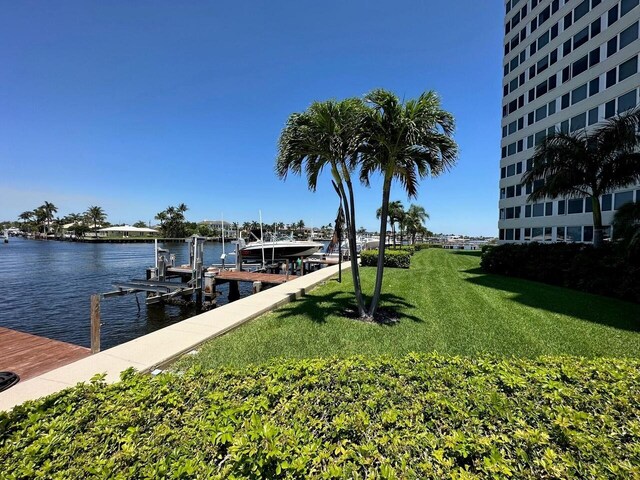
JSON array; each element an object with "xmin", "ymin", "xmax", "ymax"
[{"xmin": 499, "ymin": 0, "xmax": 639, "ymax": 243}]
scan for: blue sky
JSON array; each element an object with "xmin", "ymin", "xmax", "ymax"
[{"xmin": 0, "ymin": 1, "xmax": 504, "ymax": 235}]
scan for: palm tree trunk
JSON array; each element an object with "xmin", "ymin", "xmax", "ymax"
[
  {"xmin": 591, "ymin": 196, "xmax": 604, "ymax": 248},
  {"xmin": 369, "ymin": 176, "xmax": 392, "ymax": 318},
  {"xmin": 340, "ymin": 180, "xmax": 367, "ymax": 318}
]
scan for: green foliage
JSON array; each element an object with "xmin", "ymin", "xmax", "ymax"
[
  {"xmin": 414, "ymin": 243, "xmax": 442, "ymax": 251},
  {"xmin": 361, "ymin": 249, "xmax": 411, "ymax": 268},
  {"xmin": 1, "ymin": 355, "xmax": 639, "ymax": 478},
  {"xmin": 481, "ymin": 243, "xmax": 640, "ymax": 303}
]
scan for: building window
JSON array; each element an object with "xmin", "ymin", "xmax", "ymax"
[
  {"xmin": 570, "ymin": 112, "xmax": 586, "ymax": 131},
  {"xmin": 615, "ymin": 191, "xmax": 634, "ymax": 209},
  {"xmin": 584, "ymin": 226, "xmax": 594, "ymax": 243},
  {"xmin": 618, "ymin": 90, "xmax": 638, "ymax": 113},
  {"xmin": 506, "ymin": 229, "xmax": 515, "ymax": 241},
  {"xmin": 605, "ymin": 100, "xmax": 616, "ymax": 118},
  {"xmin": 545, "ymin": 227, "xmax": 553, "ymax": 242},
  {"xmin": 608, "ymin": 5, "xmax": 619, "ymax": 27},
  {"xmin": 602, "ymin": 193, "xmax": 612, "ymax": 211},
  {"xmin": 558, "ymin": 199, "xmax": 566, "ymax": 215},
  {"xmin": 571, "ymin": 84, "xmax": 588, "ymax": 105},
  {"xmin": 621, "ymin": 0, "xmax": 640, "ymax": 16},
  {"xmin": 588, "ymin": 78, "xmax": 599, "ymax": 97},
  {"xmin": 514, "ymin": 228, "xmax": 522, "ymax": 241},
  {"xmin": 567, "ymin": 226, "xmax": 582, "ymax": 242},
  {"xmin": 568, "ymin": 198, "xmax": 584, "ymax": 214},
  {"xmin": 574, "ymin": 0, "xmax": 589, "ymax": 21},
  {"xmin": 607, "ymin": 37, "xmax": 618, "ymax": 57},
  {"xmin": 532, "ymin": 227, "xmax": 544, "ymax": 241},
  {"xmin": 545, "ymin": 202, "xmax": 553, "ymax": 216},
  {"xmin": 620, "ymin": 22, "xmax": 639, "ymax": 49},
  {"xmin": 525, "ymin": 205, "xmax": 532, "ymax": 217},
  {"xmin": 499, "ymin": 229, "xmax": 505, "ymax": 241},
  {"xmin": 533, "ymin": 203, "xmax": 544, "ymax": 217},
  {"xmin": 556, "ymin": 226, "xmax": 566, "ymax": 242},
  {"xmin": 524, "ymin": 228, "xmax": 532, "ymax": 241},
  {"xmin": 619, "ymin": 57, "xmax": 638, "ymax": 83},
  {"xmin": 606, "ymin": 68, "xmax": 617, "ymax": 88},
  {"xmin": 588, "ymin": 107, "xmax": 599, "ymax": 125},
  {"xmin": 573, "ymin": 27, "xmax": 589, "ymax": 50}
]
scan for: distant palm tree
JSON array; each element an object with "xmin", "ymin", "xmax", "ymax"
[
  {"xmin": 360, "ymin": 89, "xmax": 458, "ymax": 317},
  {"xmin": 376, "ymin": 200, "xmax": 405, "ymax": 247},
  {"xmin": 404, "ymin": 204, "xmax": 430, "ymax": 244},
  {"xmin": 66, "ymin": 212, "xmax": 84, "ymax": 237},
  {"xmin": 85, "ymin": 206, "xmax": 107, "ymax": 234},
  {"xmin": 18, "ymin": 211, "xmax": 34, "ymax": 230},
  {"xmin": 522, "ymin": 107, "xmax": 640, "ymax": 247},
  {"xmin": 276, "ymin": 98, "xmax": 368, "ymax": 317},
  {"xmin": 40, "ymin": 201, "xmax": 58, "ymax": 237}
]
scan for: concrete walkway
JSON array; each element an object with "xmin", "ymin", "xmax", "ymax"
[{"xmin": 0, "ymin": 262, "xmax": 350, "ymax": 412}]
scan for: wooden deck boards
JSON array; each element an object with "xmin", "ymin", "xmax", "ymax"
[
  {"xmin": 214, "ymin": 271, "xmax": 291, "ymax": 284},
  {"xmin": 0, "ymin": 327, "xmax": 90, "ymax": 381}
]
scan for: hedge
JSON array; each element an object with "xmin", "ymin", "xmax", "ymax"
[
  {"xmin": 1, "ymin": 355, "xmax": 639, "ymax": 478},
  {"xmin": 414, "ymin": 243, "xmax": 442, "ymax": 251},
  {"xmin": 481, "ymin": 243, "xmax": 640, "ymax": 303},
  {"xmin": 360, "ymin": 249, "xmax": 411, "ymax": 268}
]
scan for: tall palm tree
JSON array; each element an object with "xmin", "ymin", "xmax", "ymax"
[
  {"xmin": 404, "ymin": 204, "xmax": 430, "ymax": 244},
  {"xmin": 40, "ymin": 201, "xmax": 58, "ymax": 237},
  {"xmin": 522, "ymin": 107, "xmax": 640, "ymax": 247},
  {"xmin": 85, "ymin": 206, "xmax": 106, "ymax": 234},
  {"xmin": 276, "ymin": 98, "xmax": 368, "ymax": 317},
  {"xmin": 360, "ymin": 89, "xmax": 458, "ymax": 318}
]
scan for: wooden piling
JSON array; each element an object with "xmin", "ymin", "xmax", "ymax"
[
  {"xmin": 90, "ymin": 294, "xmax": 101, "ymax": 354},
  {"xmin": 228, "ymin": 280, "xmax": 240, "ymax": 302}
]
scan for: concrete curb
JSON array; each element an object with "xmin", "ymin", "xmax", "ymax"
[{"xmin": 0, "ymin": 262, "xmax": 351, "ymax": 412}]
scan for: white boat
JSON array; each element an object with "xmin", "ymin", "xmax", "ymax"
[{"xmin": 238, "ymin": 235, "xmax": 323, "ymax": 261}]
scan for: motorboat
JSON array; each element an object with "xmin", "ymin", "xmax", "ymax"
[{"xmin": 238, "ymin": 235, "xmax": 323, "ymax": 261}]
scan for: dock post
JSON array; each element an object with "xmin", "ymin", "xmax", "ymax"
[
  {"xmin": 229, "ymin": 280, "xmax": 240, "ymax": 302},
  {"xmin": 90, "ymin": 294, "xmax": 101, "ymax": 354},
  {"xmin": 285, "ymin": 259, "xmax": 289, "ymax": 280}
]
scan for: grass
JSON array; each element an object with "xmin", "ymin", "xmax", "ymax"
[{"xmin": 174, "ymin": 249, "xmax": 640, "ymax": 370}]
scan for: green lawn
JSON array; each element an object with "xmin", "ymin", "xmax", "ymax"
[{"xmin": 175, "ymin": 249, "xmax": 640, "ymax": 370}]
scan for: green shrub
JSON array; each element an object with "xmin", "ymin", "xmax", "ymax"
[
  {"xmin": 414, "ymin": 243, "xmax": 442, "ymax": 251},
  {"xmin": 1, "ymin": 355, "xmax": 639, "ymax": 478},
  {"xmin": 480, "ymin": 242, "xmax": 640, "ymax": 303},
  {"xmin": 388, "ymin": 245, "xmax": 415, "ymax": 255},
  {"xmin": 361, "ymin": 249, "xmax": 411, "ymax": 268}
]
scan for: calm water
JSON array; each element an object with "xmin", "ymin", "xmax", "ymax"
[{"xmin": 0, "ymin": 238, "xmax": 251, "ymax": 349}]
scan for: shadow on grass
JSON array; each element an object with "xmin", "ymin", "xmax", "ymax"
[
  {"xmin": 463, "ymin": 268, "xmax": 640, "ymax": 332},
  {"xmin": 275, "ymin": 290, "xmax": 423, "ymax": 325}
]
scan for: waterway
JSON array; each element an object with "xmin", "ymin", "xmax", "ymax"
[{"xmin": 0, "ymin": 238, "xmax": 253, "ymax": 349}]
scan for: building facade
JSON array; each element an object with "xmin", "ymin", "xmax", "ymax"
[{"xmin": 499, "ymin": 0, "xmax": 639, "ymax": 243}]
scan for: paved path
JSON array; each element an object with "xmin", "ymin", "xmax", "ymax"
[{"xmin": 0, "ymin": 263, "xmax": 349, "ymax": 411}]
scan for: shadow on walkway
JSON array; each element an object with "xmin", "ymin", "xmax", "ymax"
[
  {"xmin": 463, "ymin": 268, "xmax": 640, "ymax": 332},
  {"xmin": 274, "ymin": 290, "xmax": 423, "ymax": 325}
]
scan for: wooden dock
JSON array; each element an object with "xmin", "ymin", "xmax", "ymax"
[
  {"xmin": 213, "ymin": 270, "xmax": 291, "ymax": 285},
  {"xmin": 0, "ymin": 327, "xmax": 90, "ymax": 381}
]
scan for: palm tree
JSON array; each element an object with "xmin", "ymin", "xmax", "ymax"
[
  {"xmin": 522, "ymin": 107, "xmax": 640, "ymax": 247},
  {"xmin": 85, "ymin": 206, "xmax": 106, "ymax": 234},
  {"xmin": 276, "ymin": 98, "xmax": 368, "ymax": 317},
  {"xmin": 376, "ymin": 200, "xmax": 405, "ymax": 247},
  {"xmin": 18, "ymin": 211, "xmax": 34, "ymax": 231},
  {"xmin": 40, "ymin": 201, "xmax": 58, "ymax": 237},
  {"xmin": 360, "ymin": 89, "xmax": 458, "ymax": 318},
  {"xmin": 297, "ymin": 219, "xmax": 305, "ymax": 232},
  {"xmin": 404, "ymin": 204, "xmax": 430, "ymax": 244},
  {"xmin": 66, "ymin": 212, "xmax": 83, "ymax": 237}
]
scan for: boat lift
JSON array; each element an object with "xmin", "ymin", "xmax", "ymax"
[{"xmin": 102, "ymin": 235, "xmax": 207, "ymax": 306}]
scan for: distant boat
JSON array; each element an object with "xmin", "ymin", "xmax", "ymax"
[{"xmin": 238, "ymin": 235, "xmax": 323, "ymax": 261}]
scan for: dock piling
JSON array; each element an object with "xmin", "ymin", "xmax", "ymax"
[{"xmin": 90, "ymin": 294, "xmax": 101, "ymax": 354}]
